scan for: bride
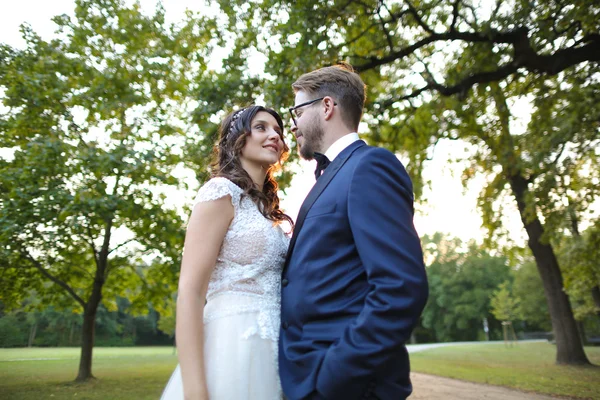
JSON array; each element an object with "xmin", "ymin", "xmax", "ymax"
[{"xmin": 161, "ymin": 106, "xmax": 292, "ymax": 399}]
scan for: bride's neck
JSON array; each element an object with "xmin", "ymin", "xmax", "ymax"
[{"xmin": 241, "ymin": 160, "xmax": 266, "ymax": 191}]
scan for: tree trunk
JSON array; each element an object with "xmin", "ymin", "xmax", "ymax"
[
  {"xmin": 76, "ymin": 306, "xmax": 96, "ymax": 381},
  {"xmin": 75, "ymin": 276, "xmax": 104, "ymax": 381},
  {"xmin": 76, "ymin": 218, "xmax": 111, "ymax": 381},
  {"xmin": 508, "ymin": 174, "xmax": 590, "ymax": 365},
  {"xmin": 28, "ymin": 322, "xmax": 37, "ymax": 347}
]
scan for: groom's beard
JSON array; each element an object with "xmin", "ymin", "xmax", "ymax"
[{"xmin": 298, "ymin": 116, "xmax": 324, "ymax": 160}]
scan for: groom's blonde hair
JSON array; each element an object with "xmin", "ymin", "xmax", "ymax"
[{"xmin": 292, "ymin": 63, "xmax": 366, "ymax": 131}]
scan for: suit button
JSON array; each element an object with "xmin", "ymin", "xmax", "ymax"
[
  {"xmin": 282, "ymin": 278, "xmax": 289, "ymax": 287},
  {"xmin": 282, "ymin": 322, "xmax": 289, "ymax": 330}
]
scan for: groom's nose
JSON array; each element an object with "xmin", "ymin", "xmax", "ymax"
[{"xmin": 290, "ymin": 124, "xmax": 298, "ymax": 137}]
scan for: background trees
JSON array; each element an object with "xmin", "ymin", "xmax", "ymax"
[
  {"xmin": 1, "ymin": 0, "xmax": 598, "ymax": 378},
  {"xmin": 419, "ymin": 234, "xmax": 512, "ymax": 343},
  {"xmin": 211, "ymin": 0, "xmax": 599, "ymax": 365},
  {"xmin": 0, "ymin": 298, "xmax": 172, "ymax": 348},
  {"xmin": 0, "ymin": 0, "xmax": 219, "ymax": 380}
]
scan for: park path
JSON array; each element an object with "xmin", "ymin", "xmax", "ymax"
[
  {"xmin": 406, "ymin": 340, "xmax": 567, "ymax": 400},
  {"xmin": 406, "ymin": 339, "xmax": 546, "ymax": 353},
  {"xmin": 410, "ymin": 373, "xmax": 564, "ymax": 400}
]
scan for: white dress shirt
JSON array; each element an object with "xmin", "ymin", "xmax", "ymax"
[{"xmin": 324, "ymin": 132, "xmax": 360, "ymax": 162}]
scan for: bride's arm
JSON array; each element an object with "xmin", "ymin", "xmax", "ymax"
[{"xmin": 176, "ymin": 196, "xmax": 234, "ymax": 400}]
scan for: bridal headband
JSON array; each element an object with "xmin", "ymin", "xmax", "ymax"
[{"xmin": 228, "ymin": 108, "xmax": 246, "ymax": 138}]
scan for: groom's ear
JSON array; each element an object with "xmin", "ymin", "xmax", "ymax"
[{"xmin": 323, "ymin": 96, "xmax": 336, "ymax": 121}]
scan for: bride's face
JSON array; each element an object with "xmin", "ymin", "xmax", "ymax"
[{"xmin": 239, "ymin": 111, "xmax": 285, "ymax": 169}]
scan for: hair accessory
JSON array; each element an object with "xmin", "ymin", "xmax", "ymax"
[{"xmin": 227, "ymin": 108, "xmax": 246, "ymax": 137}]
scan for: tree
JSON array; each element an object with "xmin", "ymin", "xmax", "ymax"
[
  {"xmin": 426, "ymin": 70, "xmax": 596, "ymax": 364},
  {"xmin": 0, "ymin": 296, "xmax": 175, "ymax": 348},
  {"xmin": 157, "ymin": 296, "xmax": 176, "ymax": 354},
  {"xmin": 0, "ymin": 0, "xmax": 218, "ymax": 380},
  {"xmin": 0, "ymin": 314, "xmax": 26, "ymax": 347},
  {"xmin": 512, "ymin": 260, "xmax": 552, "ymax": 332},
  {"xmin": 420, "ymin": 234, "xmax": 512, "ymax": 342},
  {"xmin": 491, "ymin": 281, "xmax": 523, "ymax": 344},
  {"xmin": 211, "ymin": 0, "xmax": 599, "ymax": 365},
  {"xmin": 157, "ymin": 311, "xmax": 176, "ymax": 339},
  {"xmin": 157, "ymin": 296, "xmax": 176, "ymax": 339},
  {"xmin": 557, "ymin": 222, "xmax": 600, "ymax": 322}
]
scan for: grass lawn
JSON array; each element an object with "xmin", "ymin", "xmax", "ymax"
[
  {"xmin": 0, "ymin": 347, "xmax": 178, "ymax": 400},
  {"xmin": 1, "ymin": 343, "xmax": 599, "ymax": 399},
  {"xmin": 410, "ymin": 341, "xmax": 600, "ymax": 399}
]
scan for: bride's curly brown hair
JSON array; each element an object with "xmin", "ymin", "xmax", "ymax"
[{"xmin": 211, "ymin": 105, "xmax": 294, "ymax": 229}]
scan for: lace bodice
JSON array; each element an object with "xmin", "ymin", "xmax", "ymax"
[{"xmin": 193, "ymin": 177, "xmax": 289, "ymax": 340}]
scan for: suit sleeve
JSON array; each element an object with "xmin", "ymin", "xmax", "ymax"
[{"xmin": 315, "ymin": 148, "xmax": 429, "ymax": 399}]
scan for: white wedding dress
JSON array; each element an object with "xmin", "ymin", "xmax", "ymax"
[{"xmin": 161, "ymin": 177, "xmax": 289, "ymax": 400}]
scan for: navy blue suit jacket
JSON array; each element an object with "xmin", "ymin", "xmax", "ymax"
[{"xmin": 279, "ymin": 140, "xmax": 428, "ymax": 400}]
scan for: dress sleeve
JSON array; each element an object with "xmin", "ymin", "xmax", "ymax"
[{"xmin": 193, "ymin": 177, "xmax": 241, "ymax": 208}]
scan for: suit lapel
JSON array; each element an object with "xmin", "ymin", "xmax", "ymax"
[{"xmin": 283, "ymin": 140, "xmax": 366, "ymax": 271}]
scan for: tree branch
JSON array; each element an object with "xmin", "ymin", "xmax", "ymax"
[
  {"xmin": 354, "ymin": 28, "xmax": 522, "ymax": 72},
  {"xmin": 405, "ymin": 0, "xmax": 434, "ymax": 34},
  {"xmin": 23, "ymin": 251, "xmax": 86, "ymax": 307},
  {"xmin": 98, "ymin": 218, "xmax": 113, "ymax": 267},
  {"xmin": 357, "ymin": 27, "xmax": 600, "ymax": 99},
  {"xmin": 490, "ymin": 0, "xmax": 503, "ymax": 21},
  {"xmin": 450, "ymin": 0, "xmax": 461, "ymax": 32},
  {"xmin": 463, "ymin": 3, "xmax": 480, "ymax": 26},
  {"xmin": 377, "ymin": 1, "xmax": 395, "ymax": 51},
  {"xmin": 516, "ymin": 36, "xmax": 600, "ymax": 75},
  {"xmin": 550, "ymin": 142, "xmax": 567, "ymax": 168},
  {"xmin": 418, "ymin": 57, "xmax": 438, "ymax": 84},
  {"xmin": 553, "ymin": 19, "xmax": 581, "ymax": 38},
  {"xmin": 86, "ymin": 224, "xmax": 99, "ymax": 265},
  {"xmin": 335, "ymin": 20, "xmax": 385, "ymax": 51},
  {"xmin": 381, "ymin": 0, "xmax": 396, "ymax": 23},
  {"xmin": 379, "ymin": 62, "xmax": 519, "ymax": 106},
  {"xmin": 108, "ymin": 238, "xmax": 138, "ymax": 255}
]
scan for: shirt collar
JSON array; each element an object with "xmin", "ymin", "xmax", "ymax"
[{"xmin": 324, "ymin": 132, "xmax": 359, "ymax": 162}]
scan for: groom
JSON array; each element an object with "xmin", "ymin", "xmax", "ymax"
[{"xmin": 279, "ymin": 64, "xmax": 429, "ymax": 400}]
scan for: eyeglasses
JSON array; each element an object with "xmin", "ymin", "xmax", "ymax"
[{"xmin": 288, "ymin": 97, "xmax": 337, "ymax": 127}]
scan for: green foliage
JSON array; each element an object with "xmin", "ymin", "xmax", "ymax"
[
  {"xmin": 0, "ymin": 0, "xmax": 217, "ymax": 312},
  {"xmin": 0, "ymin": 315, "xmax": 26, "ymax": 347},
  {"xmin": 0, "ymin": 0, "xmax": 596, "ymax": 367},
  {"xmin": 420, "ymin": 233, "xmax": 512, "ymax": 342},
  {"xmin": 0, "ymin": 297, "xmax": 172, "ymax": 348},
  {"xmin": 211, "ymin": 0, "xmax": 600, "ymax": 200},
  {"xmin": 512, "ymin": 261, "xmax": 552, "ymax": 331},
  {"xmin": 490, "ymin": 281, "xmax": 523, "ymax": 322},
  {"xmin": 0, "ymin": 0, "xmax": 226, "ymax": 377},
  {"xmin": 157, "ymin": 313, "xmax": 176, "ymax": 339},
  {"xmin": 156, "ymin": 297, "xmax": 176, "ymax": 338},
  {"xmin": 556, "ymin": 222, "xmax": 600, "ymax": 320}
]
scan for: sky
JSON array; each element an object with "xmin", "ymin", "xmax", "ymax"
[{"xmin": 0, "ymin": 0, "xmax": 529, "ymax": 245}]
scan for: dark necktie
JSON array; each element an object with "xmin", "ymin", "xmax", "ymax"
[{"xmin": 313, "ymin": 152, "xmax": 331, "ymax": 180}]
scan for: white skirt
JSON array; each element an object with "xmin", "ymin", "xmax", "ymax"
[{"xmin": 160, "ymin": 293, "xmax": 282, "ymax": 400}]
